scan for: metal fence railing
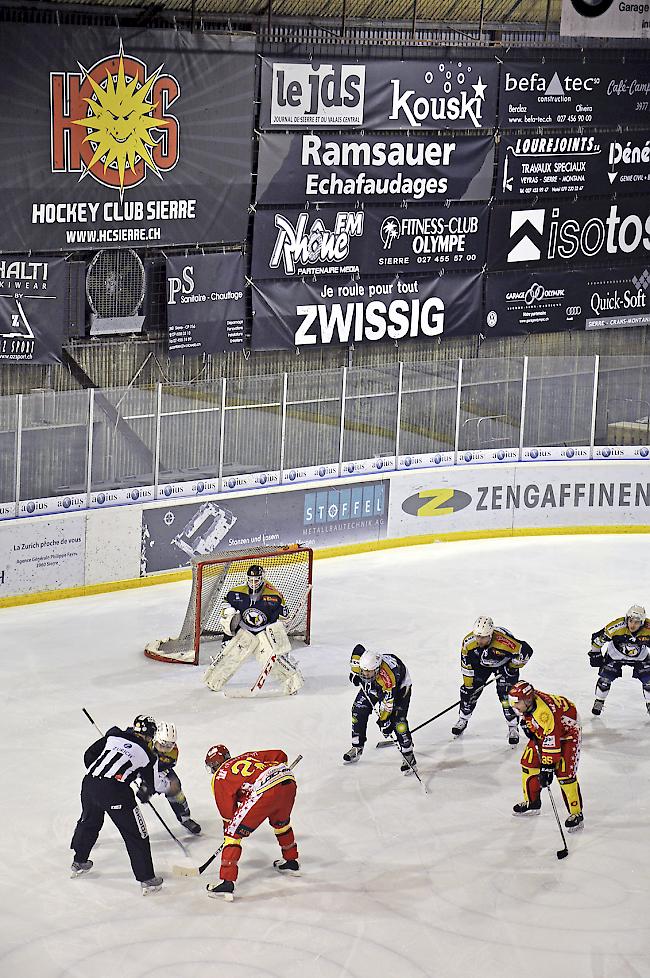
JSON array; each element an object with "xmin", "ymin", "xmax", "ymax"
[{"xmin": 3, "ymin": 354, "xmax": 650, "ymax": 514}]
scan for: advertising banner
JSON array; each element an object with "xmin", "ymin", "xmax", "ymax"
[
  {"xmin": 561, "ymin": 0, "xmax": 650, "ymax": 40},
  {"xmin": 166, "ymin": 253, "xmax": 245, "ymax": 355},
  {"xmin": 256, "ymin": 132, "xmax": 495, "ymax": 204},
  {"xmin": 141, "ymin": 478, "xmax": 389, "ymax": 573},
  {"xmin": 499, "ymin": 60, "xmax": 650, "ymax": 129},
  {"xmin": 488, "ymin": 197, "xmax": 650, "ymax": 270},
  {"xmin": 387, "ymin": 463, "xmax": 650, "ymax": 537},
  {"xmin": 260, "ymin": 58, "xmax": 499, "ymax": 131},
  {"xmin": 0, "ymin": 256, "xmax": 67, "ymax": 363},
  {"xmin": 251, "ymin": 204, "xmax": 489, "ymax": 280},
  {"xmin": 0, "ymin": 515, "xmax": 85, "ymax": 597},
  {"xmin": 485, "ymin": 265, "xmax": 650, "ymax": 336},
  {"xmin": 251, "ymin": 273, "xmax": 482, "ymax": 351},
  {"xmin": 0, "ymin": 25, "xmax": 255, "ymax": 251},
  {"xmin": 496, "ymin": 131, "xmax": 650, "ymax": 199}
]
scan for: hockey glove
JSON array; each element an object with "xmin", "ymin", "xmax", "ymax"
[
  {"xmin": 589, "ymin": 650, "xmax": 604, "ymax": 668},
  {"xmin": 135, "ymin": 780, "xmax": 151, "ymax": 803},
  {"xmin": 539, "ymin": 765, "xmax": 554, "ymax": 788}
]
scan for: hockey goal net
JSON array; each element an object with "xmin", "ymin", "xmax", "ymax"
[{"xmin": 144, "ymin": 544, "xmax": 313, "ymax": 665}]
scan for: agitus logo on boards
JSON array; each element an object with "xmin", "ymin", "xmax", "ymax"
[
  {"xmin": 506, "ymin": 205, "xmax": 650, "ymax": 264},
  {"xmin": 271, "ymin": 63, "xmax": 366, "ymax": 126}
]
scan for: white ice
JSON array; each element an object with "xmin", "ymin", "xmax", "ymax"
[{"xmin": 3, "ymin": 535, "xmax": 650, "ymax": 978}]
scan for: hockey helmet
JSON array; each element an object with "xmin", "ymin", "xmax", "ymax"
[
  {"xmin": 509, "ymin": 681, "xmax": 535, "ymax": 715},
  {"xmin": 205, "ymin": 744, "xmax": 231, "ymax": 773},
  {"xmin": 473, "ymin": 616, "xmax": 494, "ymax": 639},
  {"xmin": 132, "ymin": 715, "xmax": 157, "ymax": 740},
  {"xmin": 358, "ymin": 649, "xmax": 382, "ymax": 680},
  {"xmin": 247, "ymin": 565, "xmax": 265, "ymax": 593},
  {"xmin": 626, "ymin": 605, "xmax": 646, "ymax": 629},
  {"xmin": 154, "ymin": 721, "xmax": 177, "ymax": 752}
]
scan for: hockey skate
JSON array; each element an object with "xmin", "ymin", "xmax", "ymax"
[
  {"xmin": 343, "ymin": 745, "xmax": 363, "ymax": 763},
  {"xmin": 512, "ymin": 799, "xmax": 541, "ymax": 816},
  {"xmin": 181, "ymin": 817, "xmax": 202, "ymax": 835},
  {"xmin": 274, "ymin": 859, "xmax": 300, "ymax": 875},
  {"xmin": 592, "ymin": 698, "xmax": 605, "ymax": 716},
  {"xmin": 400, "ymin": 750, "xmax": 417, "ymax": 775},
  {"xmin": 141, "ymin": 876, "xmax": 163, "ymax": 895},
  {"xmin": 507, "ymin": 723, "xmax": 520, "ymax": 746},
  {"xmin": 565, "ymin": 813, "xmax": 584, "ymax": 832},
  {"xmin": 70, "ymin": 859, "xmax": 93, "ymax": 878},
  {"xmin": 451, "ymin": 716, "xmax": 468, "ymax": 737},
  {"xmin": 206, "ymin": 879, "xmax": 235, "ymax": 902}
]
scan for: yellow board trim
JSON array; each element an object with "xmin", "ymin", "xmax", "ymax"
[{"xmin": 0, "ymin": 524, "xmax": 648, "ymax": 608}]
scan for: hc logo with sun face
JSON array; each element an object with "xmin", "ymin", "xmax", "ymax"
[{"xmin": 50, "ymin": 43, "xmax": 180, "ymax": 193}]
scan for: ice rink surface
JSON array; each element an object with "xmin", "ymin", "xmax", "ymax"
[{"xmin": 2, "ymin": 534, "xmax": 650, "ymax": 978}]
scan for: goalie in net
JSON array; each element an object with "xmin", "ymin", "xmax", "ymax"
[{"xmin": 145, "ymin": 545, "xmax": 311, "ymax": 696}]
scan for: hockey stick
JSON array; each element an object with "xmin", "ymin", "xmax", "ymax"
[
  {"xmin": 81, "ymin": 708, "xmax": 189, "ymax": 856},
  {"xmin": 172, "ymin": 754, "xmax": 303, "ymax": 877},
  {"xmin": 546, "ymin": 787, "xmax": 569, "ymax": 860},
  {"xmin": 375, "ymin": 677, "xmax": 496, "ymax": 748}
]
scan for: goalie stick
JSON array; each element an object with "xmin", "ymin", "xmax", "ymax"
[
  {"xmin": 82, "ymin": 708, "xmax": 189, "ymax": 856},
  {"xmin": 172, "ymin": 754, "xmax": 303, "ymax": 877}
]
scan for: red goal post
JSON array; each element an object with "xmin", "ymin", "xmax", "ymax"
[{"xmin": 144, "ymin": 544, "xmax": 313, "ymax": 666}]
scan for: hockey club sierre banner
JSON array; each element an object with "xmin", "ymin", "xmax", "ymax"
[
  {"xmin": 260, "ymin": 58, "xmax": 499, "ymax": 131},
  {"xmin": 499, "ymin": 60, "xmax": 650, "ymax": 129},
  {"xmin": 488, "ymin": 198, "xmax": 650, "ymax": 271},
  {"xmin": 0, "ymin": 256, "xmax": 67, "ymax": 363},
  {"xmin": 485, "ymin": 265, "xmax": 650, "ymax": 336},
  {"xmin": 251, "ymin": 273, "xmax": 481, "ymax": 350},
  {"xmin": 256, "ymin": 133, "xmax": 495, "ymax": 204},
  {"xmin": 166, "ymin": 253, "xmax": 245, "ymax": 356},
  {"xmin": 0, "ymin": 25, "xmax": 255, "ymax": 252},
  {"xmin": 251, "ymin": 205, "xmax": 489, "ymax": 279},
  {"xmin": 496, "ymin": 131, "xmax": 650, "ymax": 199}
]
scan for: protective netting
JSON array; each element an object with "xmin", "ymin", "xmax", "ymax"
[{"xmin": 144, "ymin": 544, "xmax": 313, "ymax": 665}]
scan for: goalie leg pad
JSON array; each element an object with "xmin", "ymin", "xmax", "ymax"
[
  {"xmin": 203, "ymin": 630, "xmax": 259, "ymax": 691},
  {"xmin": 256, "ymin": 625, "xmax": 304, "ymax": 695}
]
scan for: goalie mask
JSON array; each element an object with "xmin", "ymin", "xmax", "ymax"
[
  {"xmin": 205, "ymin": 744, "xmax": 231, "ymax": 773},
  {"xmin": 132, "ymin": 715, "xmax": 157, "ymax": 740},
  {"xmin": 154, "ymin": 721, "xmax": 177, "ymax": 752},
  {"xmin": 358, "ymin": 649, "xmax": 382, "ymax": 680},
  {"xmin": 247, "ymin": 565, "xmax": 265, "ymax": 593},
  {"xmin": 509, "ymin": 681, "xmax": 535, "ymax": 715}
]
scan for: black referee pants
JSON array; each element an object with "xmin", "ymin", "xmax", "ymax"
[{"xmin": 71, "ymin": 774, "xmax": 155, "ymax": 882}]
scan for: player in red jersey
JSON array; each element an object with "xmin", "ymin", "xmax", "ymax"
[
  {"xmin": 204, "ymin": 744, "xmax": 299, "ymax": 900},
  {"xmin": 509, "ymin": 681, "xmax": 584, "ymax": 832}
]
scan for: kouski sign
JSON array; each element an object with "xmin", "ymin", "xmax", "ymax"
[
  {"xmin": 499, "ymin": 60, "xmax": 650, "ymax": 128},
  {"xmin": 251, "ymin": 273, "xmax": 481, "ymax": 350},
  {"xmin": 256, "ymin": 133, "xmax": 495, "ymax": 204},
  {"xmin": 485, "ymin": 265, "xmax": 650, "ymax": 335},
  {"xmin": 0, "ymin": 256, "xmax": 67, "ymax": 363},
  {"xmin": 260, "ymin": 58, "xmax": 499, "ymax": 131},
  {"xmin": 496, "ymin": 131, "xmax": 650, "ymax": 198},
  {"xmin": 0, "ymin": 25, "xmax": 255, "ymax": 251},
  {"xmin": 251, "ymin": 205, "xmax": 489, "ymax": 279},
  {"xmin": 488, "ymin": 198, "xmax": 650, "ymax": 270},
  {"xmin": 166, "ymin": 253, "xmax": 245, "ymax": 356}
]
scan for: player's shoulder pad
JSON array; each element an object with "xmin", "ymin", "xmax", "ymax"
[
  {"xmin": 606, "ymin": 617, "xmax": 628, "ymax": 638},
  {"xmin": 229, "ymin": 584, "xmax": 249, "ymax": 597},
  {"xmin": 492, "ymin": 630, "xmax": 519, "ymax": 653},
  {"xmin": 461, "ymin": 632, "xmax": 477, "ymax": 651}
]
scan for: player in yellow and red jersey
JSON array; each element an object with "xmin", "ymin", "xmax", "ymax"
[
  {"xmin": 203, "ymin": 745, "xmax": 299, "ymax": 901},
  {"xmin": 509, "ymin": 681, "xmax": 584, "ymax": 833}
]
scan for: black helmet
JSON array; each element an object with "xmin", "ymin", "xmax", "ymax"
[
  {"xmin": 247, "ymin": 565, "xmax": 265, "ymax": 593},
  {"xmin": 132, "ymin": 715, "xmax": 157, "ymax": 740}
]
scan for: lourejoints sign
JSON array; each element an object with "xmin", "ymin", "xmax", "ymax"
[{"xmin": 260, "ymin": 58, "xmax": 500, "ymax": 131}]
